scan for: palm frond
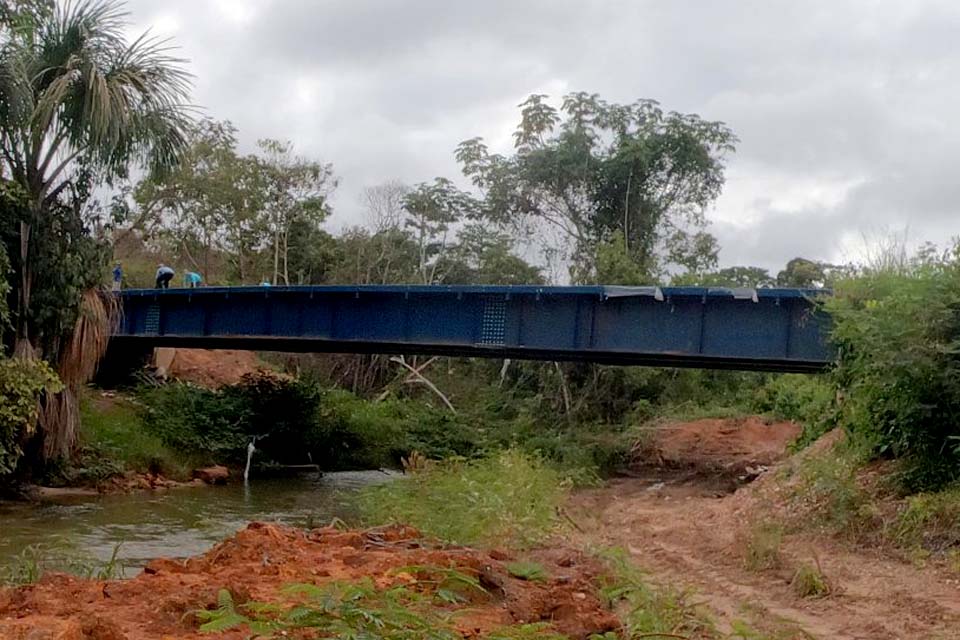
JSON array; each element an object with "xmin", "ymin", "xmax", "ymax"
[{"xmin": 1, "ymin": 0, "xmax": 194, "ymax": 192}]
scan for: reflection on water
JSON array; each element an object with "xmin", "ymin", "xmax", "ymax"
[{"xmin": 0, "ymin": 470, "xmax": 399, "ymax": 575}]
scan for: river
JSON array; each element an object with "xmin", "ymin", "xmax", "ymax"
[{"xmin": 0, "ymin": 471, "xmax": 399, "ymax": 578}]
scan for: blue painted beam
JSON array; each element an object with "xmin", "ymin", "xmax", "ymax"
[{"xmin": 111, "ymin": 285, "xmax": 833, "ymax": 372}]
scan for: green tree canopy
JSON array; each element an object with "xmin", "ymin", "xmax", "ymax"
[{"xmin": 455, "ymin": 92, "xmax": 736, "ymax": 283}]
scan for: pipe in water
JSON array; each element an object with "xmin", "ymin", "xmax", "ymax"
[{"xmin": 244, "ymin": 440, "xmax": 256, "ymax": 482}]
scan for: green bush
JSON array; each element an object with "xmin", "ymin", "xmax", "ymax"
[
  {"xmin": 223, "ymin": 373, "xmax": 321, "ymax": 464},
  {"xmin": 791, "ymin": 443, "xmax": 875, "ymax": 536},
  {"xmin": 136, "ymin": 376, "xmax": 485, "ymax": 471},
  {"xmin": 139, "ymin": 382, "xmax": 248, "ymax": 462},
  {"xmin": 827, "ymin": 249, "xmax": 960, "ymax": 490},
  {"xmin": 0, "ymin": 358, "xmax": 62, "ymax": 478},
  {"xmin": 753, "ymin": 374, "xmax": 837, "ymax": 447},
  {"xmin": 308, "ymin": 389, "xmax": 411, "ymax": 469},
  {"xmin": 790, "ymin": 562, "xmax": 831, "ymax": 598}
]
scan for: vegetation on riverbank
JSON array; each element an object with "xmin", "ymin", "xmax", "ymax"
[
  {"xmin": 64, "ymin": 363, "xmax": 831, "ymax": 488},
  {"xmin": 358, "ymin": 451, "xmax": 566, "ymax": 548}
]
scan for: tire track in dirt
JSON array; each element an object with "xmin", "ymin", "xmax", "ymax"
[{"xmin": 569, "ymin": 418, "xmax": 960, "ymax": 639}]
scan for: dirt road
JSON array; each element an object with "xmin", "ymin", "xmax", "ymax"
[{"xmin": 569, "ymin": 418, "xmax": 960, "ymax": 639}]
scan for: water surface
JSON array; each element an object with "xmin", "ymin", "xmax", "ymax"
[{"xmin": 0, "ymin": 471, "xmax": 398, "ymax": 576}]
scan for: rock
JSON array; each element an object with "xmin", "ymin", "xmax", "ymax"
[{"xmin": 193, "ymin": 465, "xmax": 229, "ymax": 485}]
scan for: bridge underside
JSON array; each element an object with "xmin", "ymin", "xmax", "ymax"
[{"xmin": 113, "ymin": 285, "xmax": 832, "ymax": 373}]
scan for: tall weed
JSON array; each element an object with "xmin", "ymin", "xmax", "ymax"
[{"xmin": 357, "ymin": 450, "xmax": 565, "ymax": 547}]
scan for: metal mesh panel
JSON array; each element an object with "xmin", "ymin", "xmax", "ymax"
[
  {"xmin": 145, "ymin": 303, "xmax": 160, "ymax": 334},
  {"xmin": 479, "ymin": 297, "xmax": 506, "ymax": 345}
]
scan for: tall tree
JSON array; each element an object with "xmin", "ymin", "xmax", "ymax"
[
  {"xmin": 0, "ymin": 0, "xmax": 191, "ymax": 356},
  {"xmin": 0, "ymin": 1, "xmax": 192, "ymax": 460},
  {"xmin": 130, "ymin": 120, "xmax": 264, "ymax": 282},
  {"xmin": 402, "ymin": 178, "xmax": 478, "ymax": 284},
  {"xmin": 777, "ymin": 257, "xmax": 828, "ymax": 288},
  {"xmin": 456, "ymin": 92, "xmax": 736, "ymax": 282},
  {"xmin": 444, "ymin": 223, "xmax": 543, "ymax": 285},
  {"xmin": 361, "ymin": 181, "xmax": 409, "ymax": 233},
  {"xmin": 257, "ymin": 139, "xmax": 335, "ymax": 285}
]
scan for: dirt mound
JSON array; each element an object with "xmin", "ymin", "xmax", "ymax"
[
  {"xmin": 168, "ymin": 349, "xmax": 267, "ymax": 388},
  {"xmin": 635, "ymin": 416, "xmax": 801, "ymax": 477},
  {"xmin": 0, "ymin": 524, "xmax": 619, "ymax": 639}
]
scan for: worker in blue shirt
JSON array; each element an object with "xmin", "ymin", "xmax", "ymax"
[
  {"xmin": 155, "ymin": 264, "xmax": 175, "ymax": 289},
  {"xmin": 111, "ymin": 262, "xmax": 122, "ymax": 291},
  {"xmin": 184, "ymin": 271, "xmax": 202, "ymax": 288}
]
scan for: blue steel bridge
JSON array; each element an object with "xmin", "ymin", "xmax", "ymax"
[{"xmin": 111, "ymin": 285, "xmax": 832, "ymax": 373}]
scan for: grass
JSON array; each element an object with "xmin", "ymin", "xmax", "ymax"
[
  {"xmin": 789, "ymin": 561, "xmax": 831, "ymax": 598},
  {"xmin": 505, "ymin": 561, "xmax": 549, "ymax": 582},
  {"xmin": 197, "ymin": 580, "xmax": 461, "ymax": 638},
  {"xmin": 195, "ymin": 578, "xmax": 570, "ymax": 639},
  {"xmin": 655, "ymin": 403, "xmax": 755, "ymax": 423},
  {"xmin": 787, "ymin": 442, "xmax": 876, "ymax": 539},
  {"xmin": 741, "ymin": 522, "xmax": 784, "ymax": 572},
  {"xmin": 357, "ymin": 450, "xmax": 566, "ymax": 548},
  {"xmin": 79, "ymin": 393, "xmax": 189, "ymax": 480},
  {"xmin": 892, "ymin": 487, "xmax": 960, "ymax": 552},
  {"xmin": 593, "ymin": 547, "xmax": 716, "ymax": 639},
  {"xmin": 782, "ymin": 438, "xmax": 960, "ymax": 561},
  {"xmin": 0, "ymin": 542, "xmax": 125, "ymax": 586}
]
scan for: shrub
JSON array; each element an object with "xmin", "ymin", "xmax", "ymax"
[
  {"xmin": 309, "ymin": 389, "xmax": 443, "ymax": 470},
  {"xmin": 594, "ymin": 547, "xmax": 716, "ymax": 638},
  {"xmin": 223, "ymin": 373, "xmax": 321, "ymax": 465},
  {"xmin": 753, "ymin": 374, "xmax": 836, "ymax": 447},
  {"xmin": 357, "ymin": 450, "xmax": 565, "ymax": 547},
  {"xmin": 790, "ymin": 561, "xmax": 831, "ymax": 598},
  {"xmin": 139, "ymin": 382, "xmax": 248, "ymax": 462},
  {"xmin": 827, "ymin": 249, "xmax": 960, "ymax": 490},
  {"xmin": 0, "ymin": 358, "xmax": 62, "ymax": 478},
  {"xmin": 791, "ymin": 443, "xmax": 875, "ymax": 537},
  {"xmin": 139, "ymin": 373, "xmax": 323, "ymax": 467}
]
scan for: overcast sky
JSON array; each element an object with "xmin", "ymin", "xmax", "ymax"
[{"xmin": 124, "ymin": 0, "xmax": 960, "ymax": 273}]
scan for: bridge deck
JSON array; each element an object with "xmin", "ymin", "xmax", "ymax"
[{"xmin": 112, "ymin": 285, "xmax": 832, "ymax": 372}]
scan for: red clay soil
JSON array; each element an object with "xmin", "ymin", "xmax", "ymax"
[
  {"xmin": 168, "ymin": 349, "xmax": 268, "ymax": 388},
  {"xmin": 0, "ymin": 524, "xmax": 619, "ymax": 639},
  {"xmin": 636, "ymin": 416, "xmax": 801, "ymax": 474},
  {"xmin": 572, "ymin": 420, "xmax": 960, "ymax": 639}
]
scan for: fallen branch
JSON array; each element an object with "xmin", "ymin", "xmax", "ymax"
[{"xmin": 388, "ymin": 356, "xmax": 456, "ymax": 413}]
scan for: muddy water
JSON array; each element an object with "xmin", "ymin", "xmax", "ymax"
[{"xmin": 0, "ymin": 471, "xmax": 399, "ymax": 577}]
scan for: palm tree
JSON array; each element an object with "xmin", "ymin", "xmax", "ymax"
[
  {"xmin": 0, "ymin": 0, "xmax": 193, "ymax": 458},
  {"xmin": 0, "ymin": 0, "xmax": 192, "ymax": 355}
]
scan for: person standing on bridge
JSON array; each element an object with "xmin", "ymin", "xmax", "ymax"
[
  {"xmin": 155, "ymin": 263, "xmax": 175, "ymax": 289},
  {"xmin": 111, "ymin": 261, "xmax": 122, "ymax": 291},
  {"xmin": 184, "ymin": 270, "xmax": 202, "ymax": 288}
]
